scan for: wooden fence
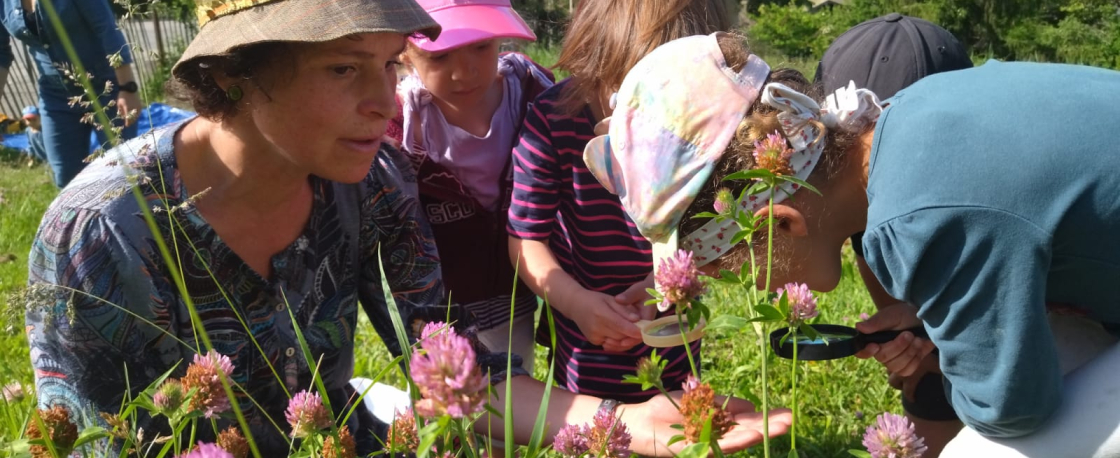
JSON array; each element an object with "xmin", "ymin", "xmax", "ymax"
[{"xmin": 0, "ymin": 13, "xmax": 196, "ymax": 118}]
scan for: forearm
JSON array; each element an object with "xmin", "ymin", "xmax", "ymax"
[
  {"xmin": 508, "ymin": 237, "xmax": 584, "ymax": 315},
  {"xmin": 479, "ymin": 376, "xmax": 602, "ymax": 445},
  {"xmin": 114, "ymin": 64, "xmax": 135, "ymax": 86}
]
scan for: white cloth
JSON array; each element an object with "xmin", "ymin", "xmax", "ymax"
[
  {"xmin": 349, "ymin": 378, "xmax": 411, "ymax": 424},
  {"xmin": 941, "ymin": 315, "xmax": 1120, "ymax": 458},
  {"xmin": 474, "ymin": 311, "xmax": 537, "ymax": 376}
]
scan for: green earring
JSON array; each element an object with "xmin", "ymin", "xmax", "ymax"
[{"xmin": 227, "ymin": 85, "xmax": 243, "ymax": 101}]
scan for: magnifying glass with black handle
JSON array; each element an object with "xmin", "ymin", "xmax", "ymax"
[{"xmin": 770, "ymin": 324, "xmax": 929, "ymax": 361}]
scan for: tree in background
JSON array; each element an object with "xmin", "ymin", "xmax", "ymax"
[{"xmin": 747, "ymin": 0, "xmax": 1120, "ymax": 69}]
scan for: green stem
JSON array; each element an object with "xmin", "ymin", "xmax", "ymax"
[
  {"xmin": 760, "ymin": 182, "xmax": 777, "ymax": 458},
  {"xmin": 189, "ymin": 418, "xmax": 197, "ymax": 449},
  {"xmin": 677, "ymin": 312, "xmax": 699, "ymax": 379},
  {"xmin": 655, "ymin": 385, "xmax": 682, "ymax": 411},
  {"xmin": 791, "ymin": 327, "xmax": 798, "ymax": 451}
]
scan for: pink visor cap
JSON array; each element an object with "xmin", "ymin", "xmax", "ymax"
[{"xmin": 410, "ymin": 0, "xmax": 536, "ymax": 52}]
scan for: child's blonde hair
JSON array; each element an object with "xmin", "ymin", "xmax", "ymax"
[{"xmin": 554, "ymin": 0, "xmax": 732, "ymax": 114}]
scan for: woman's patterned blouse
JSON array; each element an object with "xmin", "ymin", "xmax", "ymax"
[{"xmin": 25, "ymin": 121, "xmax": 522, "ymax": 454}]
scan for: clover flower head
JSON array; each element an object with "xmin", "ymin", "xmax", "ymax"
[
  {"xmin": 862, "ymin": 412, "xmax": 927, "ymax": 458},
  {"xmin": 682, "ymin": 373, "xmax": 701, "ymax": 393},
  {"xmin": 285, "ymin": 390, "xmax": 333, "ymax": 438},
  {"xmin": 752, "ymin": 131, "xmax": 794, "ymax": 175},
  {"xmin": 154, "ymin": 378, "xmax": 186, "ymax": 416},
  {"xmin": 586, "ymin": 408, "xmax": 632, "ymax": 458},
  {"xmin": 386, "ymin": 409, "xmax": 419, "ymax": 453},
  {"xmin": 420, "ymin": 321, "xmax": 447, "ymax": 340},
  {"xmin": 635, "ymin": 355, "xmax": 665, "ymax": 387},
  {"xmin": 553, "ymin": 423, "xmax": 590, "ymax": 457},
  {"xmin": 778, "ymin": 282, "xmax": 818, "ymax": 326},
  {"xmin": 323, "ymin": 425, "xmax": 357, "ymax": 458},
  {"xmin": 217, "ymin": 427, "xmax": 249, "ymax": 458},
  {"xmin": 679, "ymin": 380, "xmax": 735, "ymax": 443},
  {"xmin": 713, "ymin": 188, "xmax": 736, "ymax": 216},
  {"xmin": 177, "ymin": 442, "xmax": 233, "ymax": 458},
  {"xmin": 655, "ymin": 249, "xmax": 708, "ymax": 312},
  {"xmin": 410, "ymin": 323, "xmax": 487, "ymax": 418},
  {"xmin": 2, "ymin": 382, "xmax": 25, "ymax": 402},
  {"xmin": 182, "ymin": 351, "xmax": 235, "ymax": 418},
  {"xmin": 25, "ymin": 405, "xmax": 78, "ymax": 458}
]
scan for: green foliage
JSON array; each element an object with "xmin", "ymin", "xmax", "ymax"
[
  {"xmin": 749, "ymin": 2, "xmax": 837, "ymax": 58},
  {"xmin": 0, "ymin": 156, "xmax": 898, "ymax": 455},
  {"xmin": 511, "ymin": 0, "xmax": 571, "ymax": 48},
  {"xmin": 747, "ymin": 0, "xmax": 1120, "ymax": 70}
]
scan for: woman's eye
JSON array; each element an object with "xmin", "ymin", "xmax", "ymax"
[
  {"xmin": 386, "ymin": 60, "xmax": 403, "ymax": 71},
  {"xmin": 332, "ymin": 65, "xmax": 357, "ymax": 76}
]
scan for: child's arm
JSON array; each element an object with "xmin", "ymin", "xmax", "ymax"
[
  {"xmin": 509, "ymin": 237, "xmax": 642, "ymax": 351},
  {"xmin": 506, "ymin": 100, "xmax": 641, "ymax": 351}
]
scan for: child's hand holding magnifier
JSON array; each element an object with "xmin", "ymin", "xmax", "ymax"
[{"xmin": 854, "ymin": 303, "xmax": 937, "ymax": 377}]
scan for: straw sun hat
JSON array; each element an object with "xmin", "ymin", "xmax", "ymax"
[{"xmin": 174, "ymin": 0, "xmax": 441, "ymax": 76}]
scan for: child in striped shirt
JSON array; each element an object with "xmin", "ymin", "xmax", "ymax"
[{"xmin": 507, "ymin": 0, "xmax": 732, "ymax": 401}]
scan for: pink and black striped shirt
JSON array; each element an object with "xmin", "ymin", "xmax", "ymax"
[{"xmin": 508, "ymin": 80, "xmax": 700, "ymax": 401}]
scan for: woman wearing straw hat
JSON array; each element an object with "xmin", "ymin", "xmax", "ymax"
[{"xmin": 24, "ymin": 1, "xmax": 791, "ymax": 455}]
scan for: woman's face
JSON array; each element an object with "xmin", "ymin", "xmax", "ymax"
[{"xmin": 239, "ymin": 33, "xmax": 405, "ymax": 184}]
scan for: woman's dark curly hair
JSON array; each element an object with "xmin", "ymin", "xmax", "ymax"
[{"xmin": 167, "ymin": 42, "xmax": 292, "ymax": 122}]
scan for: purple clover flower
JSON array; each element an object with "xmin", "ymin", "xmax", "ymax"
[
  {"xmin": 587, "ymin": 408, "xmax": 632, "ymax": 458},
  {"xmin": 553, "ymin": 423, "xmax": 590, "ymax": 457},
  {"xmin": 410, "ymin": 322, "xmax": 487, "ymax": 418},
  {"xmin": 752, "ymin": 131, "xmax": 794, "ymax": 175},
  {"xmin": 177, "ymin": 442, "xmax": 234, "ymax": 458},
  {"xmin": 655, "ymin": 249, "xmax": 708, "ymax": 312},
  {"xmin": 682, "ymin": 373, "xmax": 701, "ymax": 393},
  {"xmin": 862, "ymin": 412, "xmax": 927, "ymax": 458},
  {"xmin": 182, "ymin": 351, "xmax": 235, "ymax": 418},
  {"xmin": 778, "ymin": 282, "xmax": 818, "ymax": 326},
  {"xmin": 285, "ymin": 390, "xmax": 333, "ymax": 438}
]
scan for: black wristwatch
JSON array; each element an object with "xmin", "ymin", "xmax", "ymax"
[{"xmin": 118, "ymin": 81, "xmax": 138, "ymax": 93}]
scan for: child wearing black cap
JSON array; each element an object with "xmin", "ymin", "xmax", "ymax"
[{"xmin": 814, "ymin": 13, "xmax": 972, "ymax": 456}]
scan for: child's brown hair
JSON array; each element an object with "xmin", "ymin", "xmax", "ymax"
[
  {"xmin": 554, "ymin": 0, "xmax": 732, "ymax": 114},
  {"xmin": 677, "ymin": 35, "xmax": 868, "ymax": 271}
]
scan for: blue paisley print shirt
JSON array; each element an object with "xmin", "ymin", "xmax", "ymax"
[{"xmin": 26, "ymin": 121, "xmax": 523, "ymax": 455}]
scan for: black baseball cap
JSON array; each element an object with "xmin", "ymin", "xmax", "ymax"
[{"xmin": 814, "ymin": 13, "xmax": 972, "ymax": 100}]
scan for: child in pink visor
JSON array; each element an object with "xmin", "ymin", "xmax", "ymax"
[{"xmin": 388, "ymin": 0, "xmax": 554, "ymax": 374}]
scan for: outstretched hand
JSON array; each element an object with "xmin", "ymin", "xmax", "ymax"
[{"xmin": 624, "ymin": 391, "xmax": 792, "ymax": 456}]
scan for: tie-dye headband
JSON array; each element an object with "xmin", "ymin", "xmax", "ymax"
[
  {"xmin": 583, "ymin": 33, "xmax": 770, "ymax": 245},
  {"xmin": 583, "ymin": 33, "xmax": 883, "ymax": 284},
  {"xmin": 682, "ymin": 81, "xmax": 882, "ymax": 264}
]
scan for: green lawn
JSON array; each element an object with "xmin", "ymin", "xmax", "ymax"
[{"xmin": 0, "ymin": 141, "xmax": 894, "ymax": 456}]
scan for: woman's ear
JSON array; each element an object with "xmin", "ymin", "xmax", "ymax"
[{"xmin": 753, "ymin": 203, "xmax": 809, "ymax": 237}]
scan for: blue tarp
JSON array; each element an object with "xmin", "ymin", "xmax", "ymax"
[{"xmin": 1, "ymin": 102, "xmax": 195, "ymax": 153}]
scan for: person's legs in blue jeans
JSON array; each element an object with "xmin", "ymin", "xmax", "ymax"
[
  {"xmin": 40, "ymin": 88, "xmax": 138, "ymax": 188},
  {"xmin": 39, "ymin": 100, "xmax": 94, "ymax": 188}
]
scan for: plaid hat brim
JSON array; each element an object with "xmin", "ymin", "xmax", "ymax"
[{"xmin": 175, "ymin": 0, "xmax": 440, "ymax": 77}]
